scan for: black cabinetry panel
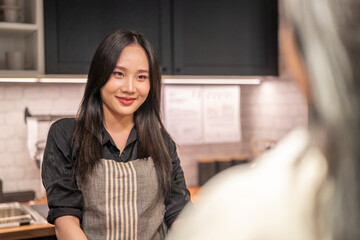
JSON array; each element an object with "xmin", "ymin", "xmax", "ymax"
[
  {"xmin": 172, "ymin": 0, "xmax": 278, "ymax": 75},
  {"xmin": 44, "ymin": 0, "xmax": 171, "ymax": 74},
  {"xmin": 44, "ymin": 0, "xmax": 278, "ymax": 76}
]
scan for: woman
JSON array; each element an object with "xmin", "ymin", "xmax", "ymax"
[
  {"xmin": 42, "ymin": 29, "xmax": 190, "ymax": 240},
  {"xmin": 167, "ymin": 0, "xmax": 360, "ymax": 239}
]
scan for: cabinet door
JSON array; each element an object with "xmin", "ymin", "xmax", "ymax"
[
  {"xmin": 44, "ymin": 0, "xmax": 171, "ymax": 74},
  {"xmin": 172, "ymin": 0, "xmax": 278, "ymax": 75}
]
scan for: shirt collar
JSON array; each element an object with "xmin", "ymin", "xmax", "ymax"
[{"xmin": 101, "ymin": 123, "xmax": 138, "ymax": 146}]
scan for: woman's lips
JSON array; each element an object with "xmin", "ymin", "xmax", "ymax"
[{"xmin": 117, "ymin": 96, "xmax": 136, "ymax": 105}]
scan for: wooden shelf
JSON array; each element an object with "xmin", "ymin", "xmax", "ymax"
[
  {"xmin": 0, "ymin": 22, "xmax": 37, "ymax": 36},
  {"xmin": 0, "ymin": 0, "xmax": 44, "ymax": 75},
  {"xmin": 0, "ymin": 70, "xmax": 40, "ymax": 76}
]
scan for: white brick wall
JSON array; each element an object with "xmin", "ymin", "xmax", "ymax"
[
  {"xmin": 0, "ymin": 83, "xmax": 85, "ymax": 199},
  {"xmin": 241, "ymin": 77, "xmax": 308, "ymax": 143}
]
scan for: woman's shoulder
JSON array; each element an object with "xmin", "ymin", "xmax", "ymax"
[
  {"xmin": 52, "ymin": 117, "xmax": 75, "ymax": 125},
  {"xmin": 45, "ymin": 118, "xmax": 77, "ymax": 160},
  {"xmin": 48, "ymin": 118, "xmax": 76, "ymax": 139}
]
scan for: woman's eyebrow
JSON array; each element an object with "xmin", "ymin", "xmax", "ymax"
[
  {"xmin": 114, "ymin": 66, "xmax": 149, "ymax": 73},
  {"xmin": 114, "ymin": 66, "xmax": 126, "ymax": 71}
]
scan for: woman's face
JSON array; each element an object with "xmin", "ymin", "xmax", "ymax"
[{"xmin": 101, "ymin": 44, "xmax": 150, "ymax": 122}]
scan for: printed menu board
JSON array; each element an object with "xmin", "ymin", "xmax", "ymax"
[
  {"xmin": 203, "ymin": 86, "xmax": 241, "ymax": 143},
  {"xmin": 164, "ymin": 85, "xmax": 241, "ymax": 145},
  {"xmin": 163, "ymin": 86, "xmax": 203, "ymax": 145}
]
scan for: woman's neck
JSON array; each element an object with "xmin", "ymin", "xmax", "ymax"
[
  {"xmin": 103, "ymin": 114, "xmax": 134, "ymax": 133},
  {"xmin": 102, "ymin": 114, "xmax": 134, "ymax": 152}
]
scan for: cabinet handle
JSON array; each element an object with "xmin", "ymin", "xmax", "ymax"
[
  {"xmin": 162, "ymin": 67, "xmax": 167, "ymax": 73},
  {"xmin": 176, "ymin": 68, "xmax": 181, "ymax": 73}
]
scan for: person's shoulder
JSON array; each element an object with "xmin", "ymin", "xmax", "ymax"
[
  {"xmin": 51, "ymin": 117, "xmax": 75, "ymax": 129},
  {"xmin": 48, "ymin": 118, "xmax": 76, "ymax": 137},
  {"xmin": 53, "ymin": 117, "xmax": 75, "ymax": 126}
]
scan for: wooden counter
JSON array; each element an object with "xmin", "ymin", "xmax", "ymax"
[
  {"xmin": 0, "ymin": 198, "xmax": 55, "ymax": 240},
  {"xmin": 0, "ymin": 222, "xmax": 55, "ymax": 240}
]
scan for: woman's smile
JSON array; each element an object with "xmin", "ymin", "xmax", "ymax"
[{"xmin": 116, "ymin": 96, "xmax": 137, "ymax": 105}]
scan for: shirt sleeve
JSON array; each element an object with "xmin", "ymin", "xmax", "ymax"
[
  {"xmin": 41, "ymin": 118, "xmax": 83, "ymax": 224},
  {"xmin": 164, "ymin": 137, "xmax": 191, "ymax": 228}
]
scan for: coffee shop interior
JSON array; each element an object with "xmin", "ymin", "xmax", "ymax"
[{"xmin": 0, "ymin": 0, "xmax": 308, "ymax": 238}]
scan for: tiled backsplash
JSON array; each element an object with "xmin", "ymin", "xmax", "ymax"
[
  {"xmin": 0, "ymin": 83, "xmax": 85, "ymax": 199},
  {"xmin": 0, "ymin": 73, "xmax": 307, "ymax": 198},
  {"xmin": 241, "ymin": 76, "xmax": 308, "ymax": 142}
]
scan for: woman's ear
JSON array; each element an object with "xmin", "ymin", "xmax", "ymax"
[{"xmin": 280, "ymin": 24, "xmax": 312, "ymax": 103}]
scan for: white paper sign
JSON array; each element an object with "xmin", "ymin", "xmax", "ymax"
[
  {"xmin": 163, "ymin": 85, "xmax": 241, "ymax": 144},
  {"xmin": 164, "ymin": 86, "xmax": 203, "ymax": 144},
  {"xmin": 203, "ymin": 86, "xmax": 241, "ymax": 143}
]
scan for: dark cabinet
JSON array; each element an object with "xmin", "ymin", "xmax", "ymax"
[
  {"xmin": 173, "ymin": 0, "xmax": 278, "ymax": 75},
  {"xmin": 44, "ymin": 0, "xmax": 171, "ymax": 74},
  {"xmin": 44, "ymin": 0, "xmax": 278, "ymax": 75}
]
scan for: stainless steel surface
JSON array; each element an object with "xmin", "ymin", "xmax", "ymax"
[{"xmin": 0, "ymin": 202, "xmax": 46, "ymax": 229}]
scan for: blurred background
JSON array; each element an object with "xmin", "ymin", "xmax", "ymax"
[{"xmin": 0, "ymin": 0, "xmax": 307, "ymax": 200}]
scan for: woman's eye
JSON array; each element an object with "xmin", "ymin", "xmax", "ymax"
[
  {"xmin": 138, "ymin": 75, "xmax": 148, "ymax": 80},
  {"xmin": 113, "ymin": 71, "xmax": 124, "ymax": 77}
]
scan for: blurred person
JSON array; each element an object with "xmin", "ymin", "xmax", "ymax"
[
  {"xmin": 42, "ymin": 29, "xmax": 190, "ymax": 240},
  {"xmin": 167, "ymin": 0, "xmax": 360, "ymax": 239}
]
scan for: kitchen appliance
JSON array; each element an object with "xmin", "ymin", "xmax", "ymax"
[{"xmin": 0, "ymin": 202, "xmax": 46, "ymax": 229}]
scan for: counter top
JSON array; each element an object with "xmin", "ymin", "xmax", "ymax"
[
  {"xmin": 0, "ymin": 222, "xmax": 55, "ymax": 240},
  {"xmin": 0, "ymin": 199, "xmax": 55, "ymax": 240}
]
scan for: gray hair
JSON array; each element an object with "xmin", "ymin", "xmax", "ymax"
[{"xmin": 282, "ymin": 0, "xmax": 360, "ymax": 239}]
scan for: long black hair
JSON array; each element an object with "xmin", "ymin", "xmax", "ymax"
[
  {"xmin": 72, "ymin": 29, "xmax": 172, "ymax": 197},
  {"xmin": 282, "ymin": 0, "xmax": 360, "ymax": 239}
]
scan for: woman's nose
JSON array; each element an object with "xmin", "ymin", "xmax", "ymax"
[{"xmin": 121, "ymin": 78, "xmax": 135, "ymax": 93}]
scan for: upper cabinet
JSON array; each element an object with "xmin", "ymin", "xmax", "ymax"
[
  {"xmin": 172, "ymin": 0, "xmax": 278, "ymax": 75},
  {"xmin": 44, "ymin": 0, "xmax": 171, "ymax": 74},
  {"xmin": 0, "ymin": 0, "xmax": 44, "ymax": 75},
  {"xmin": 44, "ymin": 0, "xmax": 278, "ymax": 76}
]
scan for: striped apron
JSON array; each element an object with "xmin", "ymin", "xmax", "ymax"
[{"xmin": 78, "ymin": 157, "xmax": 167, "ymax": 240}]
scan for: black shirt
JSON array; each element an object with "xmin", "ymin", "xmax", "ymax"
[{"xmin": 41, "ymin": 118, "xmax": 190, "ymax": 228}]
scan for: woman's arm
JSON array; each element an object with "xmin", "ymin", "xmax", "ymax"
[
  {"xmin": 42, "ymin": 119, "xmax": 83, "ymax": 224},
  {"xmin": 55, "ymin": 216, "xmax": 87, "ymax": 240},
  {"xmin": 164, "ymin": 138, "xmax": 191, "ymax": 228}
]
